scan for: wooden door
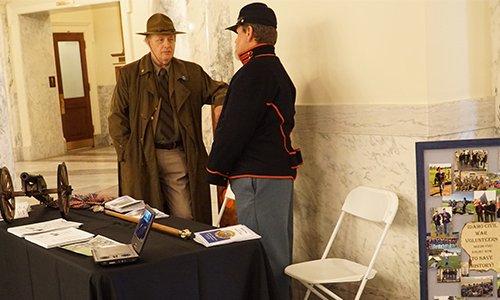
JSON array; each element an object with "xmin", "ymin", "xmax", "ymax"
[{"xmin": 53, "ymin": 32, "xmax": 94, "ymax": 150}]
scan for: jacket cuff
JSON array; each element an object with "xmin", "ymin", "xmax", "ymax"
[{"xmin": 206, "ymin": 171, "xmax": 228, "ymax": 187}]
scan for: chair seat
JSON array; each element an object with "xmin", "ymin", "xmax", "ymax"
[{"xmin": 285, "ymin": 258, "xmax": 377, "ymax": 284}]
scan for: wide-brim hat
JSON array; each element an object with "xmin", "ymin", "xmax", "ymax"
[
  {"xmin": 137, "ymin": 13, "xmax": 185, "ymax": 35},
  {"xmin": 226, "ymin": 2, "xmax": 277, "ymax": 32}
]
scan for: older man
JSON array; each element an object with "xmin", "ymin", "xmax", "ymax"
[{"xmin": 109, "ymin": 13, "xmax": 227, "ymax": 223}]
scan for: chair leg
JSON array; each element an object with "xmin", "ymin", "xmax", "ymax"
[
  {"xmin": 316, "ymin": 284, "xmax": 344, "ymax": 300},
  {"xmin": 354, "ymin": 278, "xmax": 369, "ymax": 300},
  {"xmin": 302, "ymin": 288, "xmax": 311, "ymax": 300},
  {"xmin": 214, "ymin": 195, "xmax": 228, "ymax": 227},
  {"xmin": 302, "ymin": 282, "xmax": 331, "ymax": 300}
]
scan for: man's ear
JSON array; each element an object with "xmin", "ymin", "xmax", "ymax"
[{"xmin": 246, "ymin": 25, "xmax": 255, "ymax": 42}]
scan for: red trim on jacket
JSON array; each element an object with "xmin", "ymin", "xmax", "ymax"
[
  {"xmin": 266, "ymin": 102, "xmax": 303, "ymax": 171},
  {"xmin": 206, "ymin": 168, "xmax": 229, "ymax": 178},
  {"xmin": 238, "ymin": 43, "xmax": 274, "ymax": 65},
  {"xmin": 229, "ymin": 174, "xmax": 298, "ymax": 181},
  {"xmin": 266, "ymin": 103, "xmax": 293, "ymax": 155}
]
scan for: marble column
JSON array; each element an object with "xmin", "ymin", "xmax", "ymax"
[
  {"xmin": 0, "ymin": 57, "xmax": 15, "ymax": 176},
  {"xmin": 152, "ymin": 0, "xmax": 233, "ymax": 149},
  {"xmin": 18, "ymin": 12, "xmax": 66, "ymax": 160},
  {"xmin": 0, "ymin": 8, "xmax": 15, "ymax": 177}
]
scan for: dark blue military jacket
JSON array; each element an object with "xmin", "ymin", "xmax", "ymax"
[{"xmin": 207, "ymin": 44, "xmax": 302, "ymax": 186}]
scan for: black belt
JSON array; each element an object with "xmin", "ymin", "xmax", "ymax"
[{"xmin": 155, "ymin": 141, "xmax": 182, "ymax": 150}]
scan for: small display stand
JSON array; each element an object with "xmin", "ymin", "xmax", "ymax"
[{"xmin": 417, "ymin": 138, "xmax": 500, "ymax": 299}]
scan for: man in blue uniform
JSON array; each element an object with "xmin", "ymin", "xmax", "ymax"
[{"xmin": 206, "ymin": 3, "xmax": 302, "ymax": 299}]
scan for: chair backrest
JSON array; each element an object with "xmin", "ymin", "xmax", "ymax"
[
  {"xmin": 321, "ymin": 186, "xmax": 398, "ymax": 260},
  {"xmin": 342, "ymin": 186, "xmax": 399, "ymax": 224}
]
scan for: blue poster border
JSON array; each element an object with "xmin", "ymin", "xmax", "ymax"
[{"xmin": 416, "ymin": 137, "xmax": 500, "ymax": 300}]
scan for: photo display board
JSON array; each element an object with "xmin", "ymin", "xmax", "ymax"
[{"xmin": 417, "ymin": 138, "xmax": 500, "ymax": 300}]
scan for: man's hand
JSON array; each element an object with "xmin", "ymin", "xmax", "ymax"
[{"xmin": 213, "ymin": 105, "xmax": 223, "ymax": 127}]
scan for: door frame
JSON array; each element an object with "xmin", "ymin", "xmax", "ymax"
[{"xmin": 53, "ymin": 32, "xmax": 94, "ymax": 150}]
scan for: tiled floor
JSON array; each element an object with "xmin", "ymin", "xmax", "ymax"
[{"xmin": 13, "ymin": 146, "xmax": 119, "ymax": 205}]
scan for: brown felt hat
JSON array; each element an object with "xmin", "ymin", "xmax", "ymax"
[{"xmin": 137, "ymin": 13, "xmax": 185, "ymax": 35}]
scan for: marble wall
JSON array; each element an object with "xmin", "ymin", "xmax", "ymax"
[
  {"xmin": 18, "ymin": 12, "xmax": 66, "ymax": 160},
  {"xmin": 0, "ymin": 10, "xmax": 14, "ymax": 175},
  {"xmin": 0, "ymin": 9, "xmax": 16, "ymax": 175},
  {"xmin": 96, "ymin": 85, "xmax": 114, "ymax": 147}
]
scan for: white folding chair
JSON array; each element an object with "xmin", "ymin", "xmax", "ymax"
[
  {"xmin": 214, "ymin": 184, "xmax": 235, "ymax": 227},
  {"xmin": 285, "ymin": 186, "xmax": 399, "ymax": 300}
]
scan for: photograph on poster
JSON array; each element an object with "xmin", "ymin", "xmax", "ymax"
[
  {"xmin": 437, "ymin": 268, "xmax": 461, "ymax": 283},
  {"xmin": 428, "ymin": 247, "xmax": 461, "ymax": 270},
  {"xmin": 473, "ymin": 190, "xmax": 497, "ymax": 222},
  {"xmin": 430, "ymin": 207, "xmax": 453, "ymax": 237},
  {"xmin": 442, "ymin": 193, "xmax": 474, "ymax": 215},
  {"xmin": 427, "ymin": 236, "xmax": 459, "ymax": 251},
  {"xmin": 430, "ymin": 163, "xmax": 452, "ymax": 196},
  {"xmin": 461, "ymin": 276, "xmax": 494, "ymax": 297},
  {"xmin": 497, "ymin": 273, "xmax": 500, "ymax": 297},
  {"xmin": 455, "ymin": 149, "xmax": 488, "ymax": 171},
  {"xmin": 454, "ymin": 170, "xmax": 488, "ymax": 192},
  {"xmin": 487, "ymin": 172, "xmax": 500, "ymax": 194}
]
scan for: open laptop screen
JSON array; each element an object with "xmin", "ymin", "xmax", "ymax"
[{"xmin": 131, "ymin": 205, "xmax": 155, "ymax": 254}]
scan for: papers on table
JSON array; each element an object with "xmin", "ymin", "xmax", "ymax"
[
  {"xmin": 104, "ymin": 195, "xmax": 145, "ymax": 213},
  {"xmin": 105, "ymin": 195, "xmax": 168, "ymax": 218},
  {"xmin": 61, "ymin": 235, "xmax": 123, "ymax": 256},
  {"xmin": 7, "ymin": 217, "xmax": 94, "ymax": 249},
  {"xmin": 7, "ymin": 218, "xmax": 83, "ymax": 237},
  {"xmin": 24, "ymin": 227, "xmax": 94, "ymax": 249},
  {"xmin": 194, "ymin": 224, "xmax": 261, "ymax": 247}
]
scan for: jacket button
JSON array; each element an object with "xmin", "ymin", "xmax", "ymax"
[{"xmin": 151, "ymin": 116, "xmax": 154, "ymax": 120}]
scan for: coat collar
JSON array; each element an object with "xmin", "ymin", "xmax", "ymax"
[
  {"xmin": 138, "ymin": 53, "xmax": 189, "ymax": 81},
  {"xmin": 139, "ymin": 53, "xmax": 155, "ymax": 76},
  {"xmin": 238, "ymin": 43, "xmax": 276, "ymax": 65}
]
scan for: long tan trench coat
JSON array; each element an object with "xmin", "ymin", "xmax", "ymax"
[{"xmin": 108, "ymin": 53, "xmax": 227, "ymax": 224}]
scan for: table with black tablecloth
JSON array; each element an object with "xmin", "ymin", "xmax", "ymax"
[{"xmin": 0, "ymin": 205, "xmax": 279, "ymax": 300}]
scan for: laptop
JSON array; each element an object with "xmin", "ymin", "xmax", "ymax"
[{"xmin": 92, "ymin": 204, "xmax": 156, "ymax": 266}]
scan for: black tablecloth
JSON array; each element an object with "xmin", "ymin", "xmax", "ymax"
[{"xmin": 0, "ymin": 205, "xmax": 279, "ymax": 300}]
